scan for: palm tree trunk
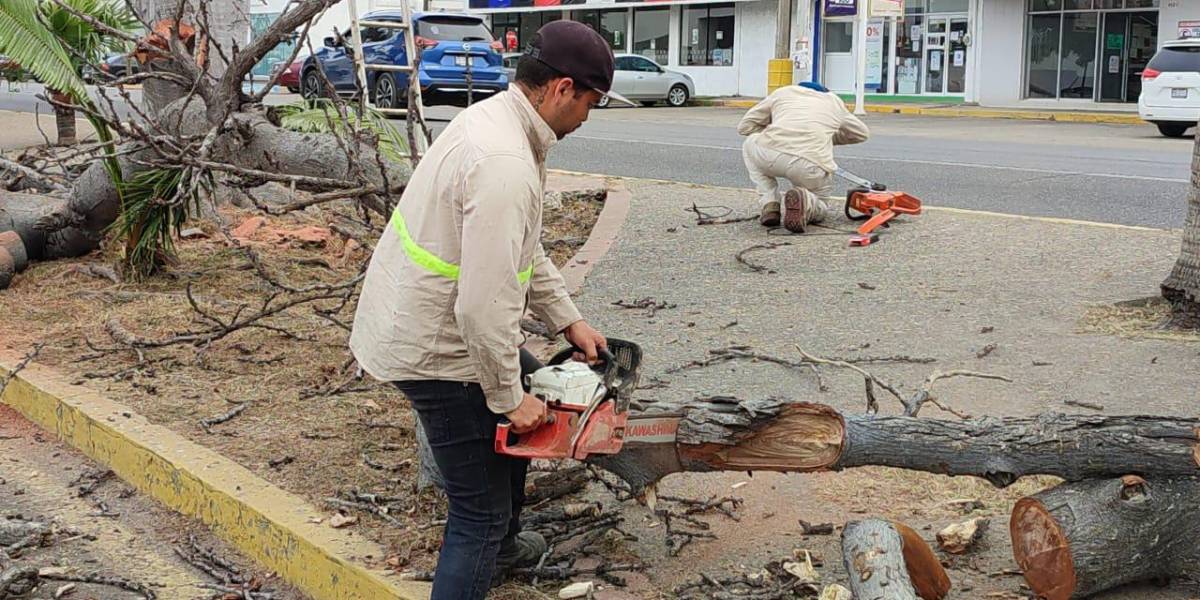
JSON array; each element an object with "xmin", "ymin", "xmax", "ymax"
[
  {"xmin": 1161, "ymin": 119, "xmax": 1200, "ymax": 328},
  {"xmin": 49, "ymin": 89, "xmax": 76, "ymax": 146}
]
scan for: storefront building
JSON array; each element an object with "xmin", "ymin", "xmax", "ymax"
[
  {"xmin": 976, "ymin": 0, "xmax": 1199, "ymax": 107},
  {"xmin": 818, "ymin": 0, "xmax": 975, "ymax": 98},
  {"xmin": 469, "ymin": 0, "xmax": 791, "ymax": 97},
  {"xmin": 256, "ymin": 0, "xmax": 1200, "ymax": 106},
  {"xmin": 814, "ymin": 0, "xmax": 1200, "ymax": 107}
]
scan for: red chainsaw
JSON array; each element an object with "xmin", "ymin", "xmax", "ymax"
[
  {"xmin": 495, "ymin": 339, "xmax": 680, "ymax": 460},
  {"xmin": 836, "ymin": 168, "xmax": 922, "ymax": 247}
]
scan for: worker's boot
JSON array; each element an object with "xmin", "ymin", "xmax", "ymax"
[
  {"xmin": 492, "ymin": 530, "xmax": 548, "ymax": 586},
  {"xmin": 782, "ymin": 188, "xmax": 811, "ymax": 234},
  {"xmin": 759, "ymin": 201, "xmax": 781, "ymax": 227}
]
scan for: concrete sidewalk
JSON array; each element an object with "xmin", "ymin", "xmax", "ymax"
[
  {"xmin": 569, "ymin": 177, "xmax": 1197, "ymax": 598},
  {"xmin": 694, "ymin": 96, "xmax": 1144, "ymax": 124}
]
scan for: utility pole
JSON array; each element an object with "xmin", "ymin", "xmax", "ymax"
[
  {"xmin": 768, "ymin": 0, "xmax": 794, "ymax": 94},
  {"xmin": 774, "ymin": 0, "xmax": 792, "ymax": 59},
  {"xmin": 853, "ymin": 0, "xmax": 867, "ymax": 115}
]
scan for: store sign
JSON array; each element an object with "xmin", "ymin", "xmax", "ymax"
[
  {"xmin": 824, "ymin": 0, "xmax": 857, "ymax": 17},
  {"xmin": 865, "ymin": 20, "xmax": 883, "ymax": 88},
  {"xmin": 869, "ymin": 0, "xmax": 903, "ymax": 18},
  {"xmin": 1180, "ymin": 20, "xmax": 1200, "ymax": 40}
]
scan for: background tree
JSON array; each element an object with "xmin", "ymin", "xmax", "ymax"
[
  {"xmin": 0, "ymin": 0, "xmax": 139, "ymax": 144},
  {"xmin": 128, "ymin": 0, "xmax": 249, "ymax": 114},
  {"xmin": 1161, "ymin": 121, "xmax": 1200, "ymax": 328}
]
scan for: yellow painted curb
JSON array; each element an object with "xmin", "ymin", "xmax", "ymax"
[
  {"xmin": 0, "ymin": 357, "xmax": 430, "ymax": 600},
  {"xmin": 704, "ymin": 97, "xmax": 1141, "ymax": 124},
  {"xmin": 848, "ymin": 103, "xmax": 1143, "ymax": 125}
]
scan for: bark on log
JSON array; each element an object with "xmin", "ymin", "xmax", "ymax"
[
  {"xmin": 1011, "ymin": 475, "xmax": 1200, "ymax": 600},
  {"xmin": 841, "ymin": 519, "xmax": 950, "ymax": 600},
  {"xmin": 589, "ymin": 399, "xmax": 1200, "ymax": 491}
]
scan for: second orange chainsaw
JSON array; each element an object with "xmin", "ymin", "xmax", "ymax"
[{"xmin": 836, "ymin": 168, "xmax": 922, "ymax": 246}]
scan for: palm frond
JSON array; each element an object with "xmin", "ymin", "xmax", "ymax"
[
  {"xmin": 41, "ymin": 0, "xmax": 139, "ymax": 65},
  {"xmin": 0, "ymin": 0, "xmax": 85, "ymax": 99},
  {"xmin": 112, "ymin": 167, "xmax": 209, "ymax": 279},
  {"xmin": 277, "ymin": 99, "xmax": 409, "ymax": 164}
]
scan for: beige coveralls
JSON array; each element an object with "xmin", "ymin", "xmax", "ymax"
[{"xmin": 738, "ymin": 86, "xmax": 870, "ymax": 222}]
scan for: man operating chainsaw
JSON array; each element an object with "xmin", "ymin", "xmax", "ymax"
[
  {"xmin": 350, "ymin": 21, "xmax": 628, "ymax": 600},
  {"xmin": 738, "ymin": 81, "xmax": 870, "ymax": 233}
]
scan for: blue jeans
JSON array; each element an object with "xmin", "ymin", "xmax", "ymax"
[{"xmin": 395, "ymin": 380, "xmax": 529, "ymax": 600}]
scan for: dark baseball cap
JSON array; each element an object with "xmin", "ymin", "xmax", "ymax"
[{"xmin": 524, "ymin": 20, "xmax": 635, "ymax": 107}]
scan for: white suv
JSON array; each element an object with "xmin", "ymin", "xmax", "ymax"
[{"xmin": 1139, "ymin": 39, "xmax": 1200, "ymax": 137}]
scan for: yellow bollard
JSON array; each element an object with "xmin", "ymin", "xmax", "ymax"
[{"xmin": 766, "ymin": 58, "xmax": 794, "ymax": 95}]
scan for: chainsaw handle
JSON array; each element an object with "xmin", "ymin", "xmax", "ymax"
[{"xmin": 567, "ymin": 343, "xmax": 619, "ymax": 390}]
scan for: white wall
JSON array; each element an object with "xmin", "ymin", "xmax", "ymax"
[
  {"xmin": 736, "ymin": 0, "xmax": 777, "ymax": 96},
  {"xmin": 975, "ymin": 0, "xmax": 1024, "ymax": 106},
  {"xmin": 1161, "ymin": 0, "xmax": 1200, "ymax": 46}
]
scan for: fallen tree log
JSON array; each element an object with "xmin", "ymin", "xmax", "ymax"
[
  {"xmin": 0, "ymin": 0, "xmax": 408, "ymax": 288},
  {"xmin": 590, "ymin": 399, "xmax": 1200, "ymax": 491},
  {"xmin": 1011, "ymin": 475, "xmax": 1200, "ymax": 600},
  {"xmin": 841, "ymin": 519, "xmax": 950, "ymax": 600},
  {"xmin": 0, "ymin": 99, "xmax": 409, "ymax": 286}
]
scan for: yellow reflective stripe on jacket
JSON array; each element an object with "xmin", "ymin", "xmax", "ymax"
[
  {"xmin": 391, "ymin": 209, "xmax": 460, "ymax": 279},
  {"xmin": 391, "ymin": 209, "xmax": 533, "ymax": 283}
]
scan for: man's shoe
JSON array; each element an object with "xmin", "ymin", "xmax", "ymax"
[
  {"xmin": 782, "ymin": 188, "xmax": 809, "ymax": 234},
  {"xmin": 495, "ymin": 530, "xmax": 547, "ymax": 571},
  {"xmin": 759, "ymin": 201, "xmax": 781, "ymax": 227},
  {"xmin": 492, "ymin": 531, "xmax": 547, "ymax": 587}
]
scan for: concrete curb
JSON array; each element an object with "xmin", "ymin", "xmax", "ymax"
[
  {"xmin": 0, "ymin": 355, "xmax": 431, "ymax": 600},
  {"xmin": 528, "ymin": 174, "xmax": 633, "ymax": 356},
  {"xmin": 692, "ymin": 98, "xmax": 1144, "ymax": 125},
  {"xmin": 0, "ymin": 175, "xmax": 634, "ymax": 599}
]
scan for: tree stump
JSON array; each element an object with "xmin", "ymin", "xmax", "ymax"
[
  {"xmin": 1011, "ymin": 475, "xmax": 1200, "ymax": 599},
  {"xmin": 841, "ymin": 519, "xmax": 950, "ymax": 600}
]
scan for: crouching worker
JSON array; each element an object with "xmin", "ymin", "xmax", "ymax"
[{"xmin": 738, "ymin": 81, "xmax": 870, "ymax": 232}]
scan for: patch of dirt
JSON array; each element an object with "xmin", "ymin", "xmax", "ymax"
[
  {"xmin": 1079, "ymin": 296, "xmax": 1200, "ymax": 342},
  {"xmin": 0, "ymin": 186, "xmax": 607, "ymax": 585}
]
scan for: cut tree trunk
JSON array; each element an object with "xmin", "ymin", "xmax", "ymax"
[
  {"xmin": 841, "ymin": 519, "xmax": 950, "ymax": 600},
  {"xmin": 1161, "ymin": 117, "xmax": 1200, "ymax": 328},
  {"xmin": 588, "ymin": 399, "xmax": 1200, "ymax": 491},
  {"xmin": 1011, "ymin": 475, "xmax": 1200, "ymax": 600}
]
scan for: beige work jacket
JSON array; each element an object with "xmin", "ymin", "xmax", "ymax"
[{"xmin": 350, "ymin": 88, "xmax": 582, "ymax": 414}]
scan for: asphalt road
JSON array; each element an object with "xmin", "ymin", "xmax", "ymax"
[
  {"xmin": 538, "ymin": 105, "xmax": 1193, "ymax": 230},
  {"xmin": 2, "ymin": 82, "xmax": 1191, "ymax": 228}
]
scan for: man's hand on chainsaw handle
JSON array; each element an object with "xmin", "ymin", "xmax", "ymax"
[
  {"xmin": 563, "ymin": 320, "xmax": 607, "ymax": 364},
  {"xmin": 505, "ymin": 393, "xmax": 549, "ymax": 434}
]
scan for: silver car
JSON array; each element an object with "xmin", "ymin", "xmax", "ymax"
[{"xmin": 502, "ymin": 52, "xmax": 694, "ymax": 108}]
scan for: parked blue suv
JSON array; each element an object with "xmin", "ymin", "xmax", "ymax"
[{"xmin": 301, "ymin": 11, "xmax": 509, "ymax": 109}]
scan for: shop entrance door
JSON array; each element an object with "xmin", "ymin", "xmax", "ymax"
[
  {"xmin": 920, "ymin": 16, "xmax": 968, "ymax": 95},
  {"xmin": 923, "ymin": 19, "xmax": 947, "ymax": 93},
  {"xmin": 1098, "ymin": 11, "xmax": 1158, "ymax": 103}
]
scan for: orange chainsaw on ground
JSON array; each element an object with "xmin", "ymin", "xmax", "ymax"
[
  {"xmin": 496, "ymin": 339, "xmax": 679, "ymax": 460},
  {"xmin": 836, "ymin": 168, "xmax": 922, "ymax": 247}
]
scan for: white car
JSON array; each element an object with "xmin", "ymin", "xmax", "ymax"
[
  {"xmin": 502, "ymin": 52, "xmax": 695, "ymax": 108},
  {"xmin": 1138, "ymin": 39, "xmax": 1200, "ymax": 137},
  {"xmin": 603, "ymin": 54, "xmax": 694, "ymax": 108}
]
